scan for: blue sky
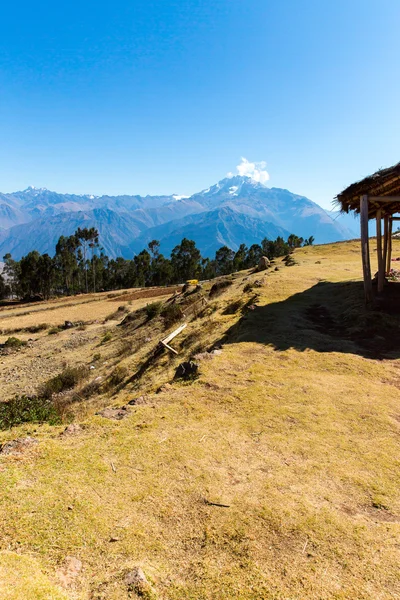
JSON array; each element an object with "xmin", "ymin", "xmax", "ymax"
[{"xmin": 0, "ymin": 0, "xmax": 399, "ymax": 208}]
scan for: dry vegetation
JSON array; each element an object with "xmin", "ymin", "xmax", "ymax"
[{"xmin": 1, "ymin": 240, "xmax": 400, "ymax": 599}]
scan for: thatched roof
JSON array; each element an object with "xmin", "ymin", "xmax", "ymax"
[{"xmin": 336, "ymin": 162, "xmax": 400, "ymax": 217}]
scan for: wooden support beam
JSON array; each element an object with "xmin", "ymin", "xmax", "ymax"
[
  {"xmin": 360, "ymin": 195, "xmax": 373, "ymax": 304},
  {"xmin": 383, "ymin": 215, "xmax": 389, "ymax": 277},
  {"xmin": 387, "ymin": 218, "xmax": 393, "ymax": 273},
  {"xmin": 376, "ymin": 209, "xmax": 385, "ymax": 293},
  {"xmin": 368, "ymin": 196, "xmax": 400, "ymax": 202}
]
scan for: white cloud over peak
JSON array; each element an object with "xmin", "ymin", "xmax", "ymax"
[{"xmin": 231, "ymin": 157, "xmax": 270, "ymax": 184}]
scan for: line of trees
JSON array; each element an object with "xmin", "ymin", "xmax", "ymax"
[{"xmin": 0, "ymin": 229, "xmax": 313, "ymax": 301}]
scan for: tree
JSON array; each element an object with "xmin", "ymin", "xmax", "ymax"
[
  {"xmin": 55, "ymin": 235, "xmax": 80, "ymax": 294},
  {"xmin": 303, "ymin": 236, "xmax": 315, "ymax": 246},
  {"xmin": 76, "ymin": 227, "xmax": 99, "ymax": 293},
  {"xmin": 245, "ymin": 244, "xmax": 263, "ymax": 268},
  {"xmin": 287, "ymin": 234, "xmax": 304, "ymax": 249},
  {"xmin": 0, "ymin": 271, "xmax": 9, "ymax": 300},
  {"xmin": 171, "ymin": 238, "xmax": 201, "ymax": 282},
  {"xmin": 233, "ymin": 243, "xmax": 248, "ymax": 272},
  {"xmin": 2, "ymin": 254, "xmax": 20, "ymax": 298},
  {"xmin": 215, "ymin": 246, "xmax": 235, "ymax": 275}
]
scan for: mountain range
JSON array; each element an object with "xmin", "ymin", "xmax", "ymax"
[{"xmin": 0, "ymin": 176, "xmax": 356, "ymax": 259}]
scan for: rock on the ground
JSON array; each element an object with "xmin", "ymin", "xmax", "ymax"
[
  {"xmin": 56, "ymin": 556, "xmax": 82, "ymax": 588},
  {"xmin": 174, "ymin": 361, "xmax": 199, "ymax": 380},
  {"xmin": 257, "ymin": 256, "xmax": 271, "ymax": 271},
  {"xmin": 96, "ymin": 406, "xmax": 131, "ymax": 420},
  {"xmin": 0, "ymin": 437, "xmax": 38, "ymax": 455},
  {"xmin": 60, "ymin": 424, "xmax": 83, "ymax": 437},
  {"xmin": 125, "ymin": 567, "xmax": 152, "ymax": 596},
  {"xmin": 128, "ymin": 395, "xmax": 148, "ymax": 406}
]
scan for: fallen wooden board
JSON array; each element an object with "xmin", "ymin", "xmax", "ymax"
[{"xmin": 160, "ymin": 323, "xmax": 187, "ymax": 355}]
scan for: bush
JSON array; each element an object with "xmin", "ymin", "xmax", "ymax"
[
  {"xmin": 104, "ymin": 305, "xmax": 128, "ymax": 322},
  {"xmin": 161, "ymin": 303, "xmax": 183, "ymax": 327},
  {"xmin": 4, "ymin": 337, "xmax": 27, "ymax": 349},
  {"xmin": 101, "ymin": 331, "xmax": 113, "ymax": 344},
  {"xmin": 39, "ymin": 366, "xmax": 89, "ymax": 399},
  {"xmin": 26, "ymin": 323, "xmax": 49, "ymax": 333},
  {"xmin": 145, "ymin": 301, "xmax": 163, "ymax": 321},
  {"xmin": 106, "ymin": 366, "xmax": 129, "ymax": 389},
  {"xmin": 209, "ymin": 279, "xmax": 233, "ymax": 298},
  {"xmin": 0, "ymin": 395, "xmax": 61, "ymax": 430},
  {"xmin": 48, "ymin": 326, "xmax": 62, "ymax": 335}
]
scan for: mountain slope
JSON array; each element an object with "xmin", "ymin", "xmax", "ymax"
[
  {"xmin": 0, "ymin": 209, "xmax": 147, "ymax": 259},
  {"xmin": 0, "ymin": 177, "xmax": 353, "ymax": 258},
  {"xmin": 130, "ymin": 206, "xmax": 291, "ymax": 257}
]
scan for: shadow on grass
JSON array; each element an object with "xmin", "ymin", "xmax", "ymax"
[{"xmin": 215, "ymin": 280, "xmax": 400, "ymax": 360}]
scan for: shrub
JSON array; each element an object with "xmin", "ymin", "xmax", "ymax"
[
  {"xmin": 145, "ymin": 301, "xmax": 163, "ymax": 321},
  {"xmin": 4, "ymin": 337, "xmax": 27, "ymax": 349},
  {"xmin": 48, "ymin": 326, "xmax": 62, "ymax": 335},
  {"xmin": 223, "ymin": 299, "xmax": 243, "ymax": 315},
  {"xmin": 209, "ymin": 279, "xmax": 233, "ymax": 298},
  {"xmin": 104, "ymin": 305, "xmax": 129, "ymax": 322},
  {"xmin": 39, "ymin": 366, "xmax": 89, "ymax": 399},
  {"xmin": 161, "ymin": 303, "xmax": 183, "ymax": 327},
  {"xmin": 243, "ymin": 283, "xmax": 253, "ymax": 293},
  {"xmin": 106, "ymin": 366, "xmax": 129, "ymax": 389},
  {"xmin": 117, "ymin": 339, "xmax": 133, "ymax": 357},
  {"xmin": 26, "ymin": 323, "xmax": 49, "ymax": 333},
  {"xmin": 92, "ymin": 353, "xmax": 101, "ymax": 362},
  {"xmin": 101, "ymin": 331, "xmax": 113, "ymax": 344},
  {"xmin": 0, "ymin": 395, "xmax": 61, "ymax": 430}
]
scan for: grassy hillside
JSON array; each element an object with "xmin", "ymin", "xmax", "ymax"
[{"xmin": 1, "ymin": 240, "xmax": 400, "ymax": 599}]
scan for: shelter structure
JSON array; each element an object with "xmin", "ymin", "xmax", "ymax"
[{"xmin": 336, "ymin": 162, "xmax": 400, "ymax": 304}]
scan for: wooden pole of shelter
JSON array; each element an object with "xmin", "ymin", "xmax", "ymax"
[
  {"xmin": 376, "ymin": 209, "xmax": 385, "ymax": 293},
  {"xmin": 360, "ymin": 195, "xmax": 373, "ymax": 304},
  {"xmin": 383, "ymin": 215, "xmax": 389, "ymax": 277},
  {"xmin": 387, "ymin": 217, "xmax": 393, "ymax": 273}
]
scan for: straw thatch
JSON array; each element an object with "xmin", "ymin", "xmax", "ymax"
[{"xmin": 336, "ymin": 162, "xmax": 400, "ymax": 218}]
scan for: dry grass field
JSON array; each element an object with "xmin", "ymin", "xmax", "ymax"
[{"xmin": 1, "ymin": 240, "xmax": 400, "ymax": 599}]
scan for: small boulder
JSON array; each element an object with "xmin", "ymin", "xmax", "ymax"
[
  {"xmin": 125, "ymin": 567, "xmax": 152, "ymax": 596},
  {"xmin": 174, "ymin": 361, "xmax": 199, "ymax": 380},
  {"xmin": 60, "ymin": 424, "xmax": 83, "ymax": 437},
  {"xmin": 257, "ymin": 256, "xmax": 270, "ymax": 271},
  {"xmin": 96, "ymin": 406, "xmax": 131, "ymax": 420},
  {"xmin": 0, "ymin": 437, "xmax": 38, "ymax": 455},
  {"xmin": 64, "ymin": 320, "xmax": 74, "ymax": 329}
]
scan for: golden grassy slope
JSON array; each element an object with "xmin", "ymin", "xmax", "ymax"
[{"xmin": 1, "ymin": 240, "xmax": 400, "ymax": 600}]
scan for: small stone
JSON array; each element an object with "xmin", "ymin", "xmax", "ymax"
[
  {"xmin": 67, "ymin": 505, "xmax": 73, "ymax": 511},
  {"xmin": 64, "ymin": 320, "xmax": 74, "ymax": 329},
  {"xmin": 90, "ymin": 365, "xmax": 95, "ymax": 370},
  {"xmin": 60, "ymin": 424, "xmax": 83, "ymax": 437},
  {"xmin": 109, "ymin": 536, "xmax": 119, "ymax": 542},
  {"xmin": 56, "ymin": 556, "xmax": 82, "ymax": 588},
  {"xmin": 125, "ymin": 567, "xmax": 151, "ymax": 595}
]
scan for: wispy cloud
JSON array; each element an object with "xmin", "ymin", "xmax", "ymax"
[{"xmin": 230, "ymin": 157, "xmax": 270, "ymax": 184}]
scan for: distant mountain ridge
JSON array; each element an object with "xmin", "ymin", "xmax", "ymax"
[{"xmin": 0, "ymin": 177, "xmax": 352, "ymax": 259}]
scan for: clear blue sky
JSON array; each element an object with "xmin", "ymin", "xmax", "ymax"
[{"xmin": 1, "ymin": 0, "xmax": 399, "ymax": 208}]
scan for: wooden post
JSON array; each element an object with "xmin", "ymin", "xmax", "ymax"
[
  {"xmin": 387, "ymin": 217, "xmax": 393, "ymax": 273},
  {"xmin": 360, "ymin": 195, "xmax": 373, "ymax": 304},
  {"xmin": 383, "ymin": 215, "xmax": 389, "ymax": 274},
  {"xmin": 376, "ymin": 209, "xmax": 384, "ymax": 293}
]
